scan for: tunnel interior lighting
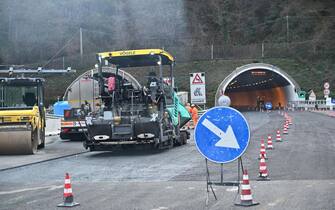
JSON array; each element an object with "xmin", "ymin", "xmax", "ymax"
[{"xmin": 251, "ymin": 71, "xmax": 266, "ymax": 76}]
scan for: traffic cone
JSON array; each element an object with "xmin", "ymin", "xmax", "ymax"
[
  {"xmin": 267, "ymin": 134, "xmax": 273, "ymax": 150},
  {"xmin": 276, "ymin": 130, "xmax": 282, "ymax": 142},
  {"xmin": 58, "ymin": 173, "xmax": 80, "ymax": 207},
  {"xmin": 288, "ymin": 118, "xmax": 292, "ymax": 125},
  {"xmin": 285, "ymin": 122, "xmax": 290, "ymax": 130},
  {"xmin": 283, "ymin": 125, "xmax": 288, "ymax": 134},
  {"xmin": 257, "ymin": 157, "xmax": 270, "ymax": 181},
  {"xmin": 259, "ymin": 138, "xmax": 267, "ymax": 159},
  {"xmin": 235, "ymin": 169, "xmax": 259, "ymax": 206}
]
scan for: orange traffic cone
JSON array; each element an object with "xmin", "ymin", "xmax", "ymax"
[
  {"xmin": 267, "ymin": 134, "xmax": 273, "ymax": 150},
  {"xmin": 257, "ymin": 157, "xmax": 270, "ymax": 181},
  {"xmin": 235, "ymin": 169, "xmax": 259, "ymax": 206},
  {"xmin": 58, "ymin": 173, "xmax": 80, "ymax": 207},
  {"xmin": 276, "ymin": 129, "xmax": 282, "ymax": 142},
  {"xmin": 258, "ymin": 138, "xmax": 267, "ymax": 159}
]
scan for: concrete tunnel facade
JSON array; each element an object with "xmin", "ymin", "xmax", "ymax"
[{"xmin": 215, "ymin": 63, "xmax": 300, "ymax": 110}]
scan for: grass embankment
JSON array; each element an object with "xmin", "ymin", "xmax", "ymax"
[{"xmin": 44, "ymin": 58, "xmax": 333, "ymax": 107}]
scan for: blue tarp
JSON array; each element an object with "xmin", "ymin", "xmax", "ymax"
[{"xmin": 53, "ymin": 101, "xmax": 71, "ymax": 116}]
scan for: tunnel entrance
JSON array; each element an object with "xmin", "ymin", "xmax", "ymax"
[{"xmin": 215, "ymin": 63, "xmax": 300, "ymax": 110}]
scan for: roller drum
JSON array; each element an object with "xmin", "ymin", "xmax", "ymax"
[{"xmin": 0, "ymin": 125, "xmax": 36, "ymax": 155}]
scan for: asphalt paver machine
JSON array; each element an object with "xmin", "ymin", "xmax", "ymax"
[{"xmin": 84, "ymin": 49, "xmax": 190, "ymax": 151}]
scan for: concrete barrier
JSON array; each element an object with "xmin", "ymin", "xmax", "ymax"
[{"xmin": 46, "ymin": 118, "xmax": 61, "ymax": 136}]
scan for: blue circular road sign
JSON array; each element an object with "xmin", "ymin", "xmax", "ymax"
[
  {"xmin": 265, "ymin": 102, "xmax": 272, "ymax": 110},
  {"xmin": 194, "ymin": 106, "xmax": 250, "ymax": 164}
]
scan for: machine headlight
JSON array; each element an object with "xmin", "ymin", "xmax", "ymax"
[
  {"xmin": 85, "ymin": 116, "xmax": 93, "ymax": 125},
  {"xmin": 20, "ymin": 116, "xmax": 30, "ymax": 121}
]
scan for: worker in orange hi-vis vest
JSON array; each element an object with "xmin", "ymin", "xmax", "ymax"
[
  {"xmin": 190, "ymin": 104, "xmax": 199, "ymax": 129},
  {"xmin": 185, "ymin": 103, "xmax": 192, "ymax": 129}
]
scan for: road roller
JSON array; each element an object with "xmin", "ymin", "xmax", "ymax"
[{"xmin": 0, "ymin": 67, "xmax": 75, "ymax": 154}]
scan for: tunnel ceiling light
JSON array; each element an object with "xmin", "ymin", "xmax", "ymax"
[{"xmin": 251, "ymin": 71, "xmax": 266, "ymax": 76}]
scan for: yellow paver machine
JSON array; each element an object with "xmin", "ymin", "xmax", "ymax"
[{"xmin": 84, "ymin": 49, "xmax": 191, "ymax": 151}]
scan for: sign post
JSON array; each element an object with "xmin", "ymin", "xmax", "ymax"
[
  {"xmin": 324, "ymin": 82, "xmax": 330, "ymax": 98},
  {"xmin": 195, "ymin": 106, "xmax": 254, "ymax": 205}
]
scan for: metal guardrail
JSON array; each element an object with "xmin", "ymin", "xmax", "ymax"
[
  {"xmin": 288, "ymin": 100, "xmax": 334, "ymax": 111},
  {"xmin": 46, "ymin": 114, "xmax": 63, "ymax": 119}
]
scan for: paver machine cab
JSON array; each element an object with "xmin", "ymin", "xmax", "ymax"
[
  {"xmin": 0, "ymin": 67, "xmax": 75, "ymax": 154},
  {"xmin": 84, "ymin": 49, "xmax": 191, "ymax": 151}
]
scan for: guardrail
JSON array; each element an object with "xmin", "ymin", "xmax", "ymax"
[
  {"xmin": 46, "ymin": 114, "xmax": 63, "ymax": 119},
  {"xmin": 288, "ymin": 100, "xmax": 334, "ymax": 111}
]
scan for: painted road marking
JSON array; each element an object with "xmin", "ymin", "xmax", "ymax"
[{"xmin": 0, "ymin": 185, "xmax": 62, "ymax": 195}]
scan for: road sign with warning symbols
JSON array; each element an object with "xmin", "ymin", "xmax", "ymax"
[{"xmin": 190, "ymin": 72, "xmax": 206, "ymax": 104}]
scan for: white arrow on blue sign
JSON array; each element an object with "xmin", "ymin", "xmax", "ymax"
[
  {"xmin": 194, "ymin": 106, "xmax": 250, "ymax": 164},
  {"xmin": 265, "ymin": 102, "xmax": 272, "ymax": 110}
]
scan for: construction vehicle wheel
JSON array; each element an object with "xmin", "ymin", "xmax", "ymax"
[
  {"xmin": 30, "ymin": 130, "xmax": 39, "ymax": 154},
  {"xmin": 38, "ymin": 128, "xmax": 45, "ymax": 149},
  {"xmin": 0, "ymin": 125, "xmax": 38, "ymax": 155},
  {"xmin": 180, "ymin": 132, "xmax": 187, "ymax": 145}
]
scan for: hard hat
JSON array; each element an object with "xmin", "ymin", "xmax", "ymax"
[{"xmin": 191, "ymin": 104, "xmax": 195, "ymax": 107}]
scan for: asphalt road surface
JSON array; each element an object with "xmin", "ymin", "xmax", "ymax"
[{"xmin": 0, "ymin": 111, "xmax": 335, "ymax": 210}]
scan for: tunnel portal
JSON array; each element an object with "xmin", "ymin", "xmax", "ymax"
[{"xmin": 215, "ymin": 63, "xmax": 300, "ymax": 110}]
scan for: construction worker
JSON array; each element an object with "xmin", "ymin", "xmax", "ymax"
[
  {"xmin": 185, "ymin": 103, "xmax": 192, "ymax": 129},
  {"xmin": 190, "ymin": 104, "xmax": 198, "ymax": 129}
]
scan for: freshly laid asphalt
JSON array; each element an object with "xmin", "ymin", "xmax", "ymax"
[{"xmin": 0, "ymin": 111, "xmax": 334, "ymax": 210}]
